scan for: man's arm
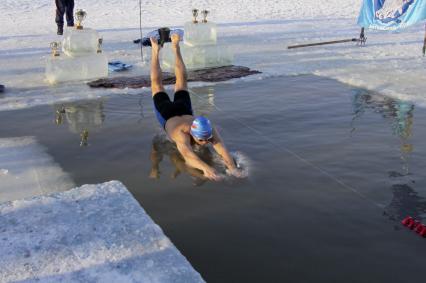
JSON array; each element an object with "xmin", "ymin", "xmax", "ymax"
[
  {"xmin": 170, "ymin": 153, "xmax": 206, "ymax": 180},
  {"xmin": 211, "ymin": 128, "xmax": 243, "ymax": 177},
  {"xmin": 211, "ymin": 129, "xmax": 236, "ymax": 169},
  {"xmin": 149, "ymin": 144, "xmax": 162, "ymax": 179},
  {"xmin": 176, "ymin": 140, "xmax": 222, "ymax": 181}
]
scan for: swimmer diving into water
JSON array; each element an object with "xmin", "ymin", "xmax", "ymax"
[{"xmin": 150, "ymin": 33, "xmax": 242, "ymax": 180}]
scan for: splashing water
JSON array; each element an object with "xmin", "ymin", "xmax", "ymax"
[{"xmin": 212, "ymin": 151, "xmax": 251, "ymax": 180}]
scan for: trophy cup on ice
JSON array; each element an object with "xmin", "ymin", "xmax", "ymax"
[
  {"xmin": 75, "ymin": 9, "xmax": 87, "ymax": 30},
  {"xmin": 192, "ymin": 9, "xmax": 199, "ymax": 23},
  {"xmin": 50, "ymin": 41, "xmax": 61, "ymax": 57},
  {"xmin": 201, "ymin": 10, "xmax": 209, "ymax": 23},
  {"xmin": 80, "ymin": 129, "xmax": 89, "ymax": 147},
  {"xmin": 55, "ymin": 106, "xmax": 66, "ymax": 125},
  {"xmin": 97, "ymin": 37, "xmax": 103, "ymax": 53}
]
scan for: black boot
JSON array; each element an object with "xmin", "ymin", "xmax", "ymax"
[{"xmin": 57, "ymin": 25, "xmax": 64, "ymax": 35}]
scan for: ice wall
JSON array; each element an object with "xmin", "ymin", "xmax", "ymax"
[
  {"xmin": 46, "ymin": 53, "xmax": 108, "ymax": 84},
  {"xmin": 161, "ymin": 20, "xmax": 233, "ymax": 70},
  {"xmin": 161, "ymin": 43, "xmax": 233, "ymax": 70},
  {"xmin": 46, "ymin": 28, "xmax": 108, "ymax": 84},
  {"xmin": 184, "ymin": 22, "xmax": 217, "ymax": 46},
  {"xmin": 0, "ymin": 181, "xmax": 205, "ymax": 283}
]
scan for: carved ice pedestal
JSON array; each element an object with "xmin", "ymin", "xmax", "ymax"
[
  {"xmin": 161, "ymin": 44, "xmax": 232, "ymax": 70},
  {"xmin": 45, "ymin": 27, "xmax": 107, "ymax": 84},
  {"xmin": 161, "ymin": 21, "xmax": 233, "ymax": 71},
  {"xmin": 184, "ymin": 21, "xmax": 217, "ymax": 46},
  {"xmin": 62, "ymin": 28, "xmax": 99, "ymax": 56},
  {"xmin": 46, "ymin": 53, "xmax": 108, "ymax": 84}
]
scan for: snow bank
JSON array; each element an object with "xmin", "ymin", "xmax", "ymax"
[
  {"xmin": 0, "ymin": 0, "xmax": 425, "ymax": 109},
  {"xmin": 0, "ymin": 0, "xmax": 360, "ymax": 35},
  {"xmin": 0, "ymin": 137, "xmax": 75, "ymax": 203},
  {"xmin": 0, "ymin": 181, "xmax": 204, "ymax": 283}
]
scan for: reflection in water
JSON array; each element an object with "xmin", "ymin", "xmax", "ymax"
[
  {"xmin": 384, "ymin": 184, "xmax": 426, "ymax": 225},
  {"xmin": 351, "ymin": 89, "xmax": 414, "ymax": 175},
  {"xmin": 191, "ymin": 87, "xmax": 216, "ymax": 116},
  {"xmin": 54, "ymin": 99, "xmax": 105, "ymax": 146},
  {"xmin": 149, "ymin": 134, "xmax": 213, "ymax": 186},
  {"xmin": 351, "ymin": 90, "xmax": 414, "ymax": 148},
  {"xmin": 350, "ymin": 90, "xmax": 426, "ymax": 222},
  {"xmin": 80, "ymin": 129, "xmax": 89, "ymax": 147},
  {"xmin": 150, "ymin": 133, "xmax": 251, "ymax": 186}
]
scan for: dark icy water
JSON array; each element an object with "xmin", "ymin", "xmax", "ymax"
[{"xmin": 1, "ymin": 75, "xmax": 426, "ymax": 282}]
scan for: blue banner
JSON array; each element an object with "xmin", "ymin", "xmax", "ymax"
[{"xmin": 358, "ymin": 0, "xmax": 426, "ymax": 30}]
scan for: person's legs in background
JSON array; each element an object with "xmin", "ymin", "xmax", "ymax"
[
  {"xmin": 65, "ymin": 0, "xmax": 74, "ymax": 27},
  {"xmin": 55, "ymin": 0, "xmax": 65, "ymax": 35}
]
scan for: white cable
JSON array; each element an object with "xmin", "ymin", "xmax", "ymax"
[{"xmin": 188, "ymin": 88, "xmax": 385, "ymax": 210}]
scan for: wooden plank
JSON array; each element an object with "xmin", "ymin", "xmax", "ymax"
[
  {"xmin": 288, "ymin": 38, "xmax": 359, "ymax": 49},
  {"xmin": 88, "ymin": 65, "xmax": 261, "ymax": 89}
]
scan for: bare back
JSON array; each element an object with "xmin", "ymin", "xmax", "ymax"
[{"xmin": 165, "ymin": 115, "xmax": 194, "ymax": 144}]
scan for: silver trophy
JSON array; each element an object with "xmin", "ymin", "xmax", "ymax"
[
  {"xmin": 75, "ymin": 9, "xmax": 87, "ymax": 30},
  {"xmin": 97, "ymin": 37, "xmax": 103, "ymax": 53},
  {"xmin": 192, "ymin": 9, "xmax": 199, "ymax": 23},
  {"xmin": 80, "ymin": 129, "xmax": 89, "ymax": 147},
  {"xmin": 55, "ymin": 106, "xmax": 66, "ymax": 125},
  {"xmin": 201, "ymin": 10, "xmax": 209, "ymax": 23},
  {"xmin": 50, "ymin": 41, "xmax": 61, "ymax": 57}
]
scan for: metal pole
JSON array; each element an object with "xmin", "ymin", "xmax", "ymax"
[
  {"xmin": 139, "ymin": 0, "xmax": 144, "ymax": 62},
  {"xmin": 287, "ymin": 38, "xmax": 359, "ymax": 49},
  {"xmin": 423, "ymin": 23, "xmax": 426, "ymax": 56}
]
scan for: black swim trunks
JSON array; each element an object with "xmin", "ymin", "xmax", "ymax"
[{"xmin": 153, "ymin": 90, "xmax": 193, "ymax": 128}]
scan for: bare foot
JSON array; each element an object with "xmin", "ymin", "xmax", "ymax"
[
  {"xmin": 171, "ymin": 33, "xmax": 180, "ymax": 47},
  {"xmin": 150, "ymin": 37, "xmax": 161, "ymax": 53}
]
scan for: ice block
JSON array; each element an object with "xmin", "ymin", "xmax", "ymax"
[
  {"xmin": 46, "ymin": 53, "xmax": 108, "ymax": 84},
  {"xmin": 161, "ymin": 44, "xmax": 233, "ymax": 70},
  {"xmin": 62, "ymin": 28, "xmax": 100, "ymax": 57},
  {"xmin": 184, "ymin": 22, "xmax": 217, "ymax": 46}
]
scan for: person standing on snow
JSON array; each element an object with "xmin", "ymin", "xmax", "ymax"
[{"xmin": 55, "ymin": 0, "xmax": 74, "ymax": 35}]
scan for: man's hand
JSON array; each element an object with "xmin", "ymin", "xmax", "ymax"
[
  {"xmin": 227, "ymin": 168, "xmax": 245, "ymax": 178},
  {"xmin": 203, "ymin": 167, "xmax": 223, "ymax": 181},
  {"xmin": 150, "ymin": 37, "xmax": 161, "ymax": 53},
  {"xmin": 149, "ymin": 168, "xmax": 160, "ymax": 179}
]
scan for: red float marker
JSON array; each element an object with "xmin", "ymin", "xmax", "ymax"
[
  {"xmin": 401, "ymin": 216, "xmax": 426, "ymax": 238},
  {"xmin": 409, "ymin": 220, "xmax": 421, "ymax": 230},
  {"xmin": 415, "ymin": 224, "xmax": 424, "ymax": 233},
  {"xmin": 418, "ymin": 225, "xmax": 426, "ymax": 238},
  {"xmin": 402, "ymin": 216, "xmax": 413, "ymax": 226}
]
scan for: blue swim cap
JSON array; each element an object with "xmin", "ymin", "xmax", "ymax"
[{"xmin": 190, "ymin": 116, "xmax": 213, "ymax": 140}]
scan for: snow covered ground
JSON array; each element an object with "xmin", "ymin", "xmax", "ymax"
[
  {"xmin": 0, "ymin": 181, "xmax": 204, "ymax": 282},
  {"xmin": 0, "ymin": 0, "xmax": 425, "ymax": 110}
]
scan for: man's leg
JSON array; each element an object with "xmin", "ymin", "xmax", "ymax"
[
  {"xmin": 55, "ymin": 0, "xmax": 65, "ymax": 34},
  {"xmin": 65, "ymin": 0, "xmax": 74, "ymax": 26},
  {"xmin": 150, "ymin": 37, "xmax": 165, "ymax": 96},
  {"xmin": 170, "ymin": 34, "xmax": 193, "ymax": 113},
  {"xmin": 171, "ymin": 34, "xmax": 188, "ymax": 92}
]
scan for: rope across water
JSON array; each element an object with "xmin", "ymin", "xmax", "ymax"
[{"xmin": 188, "ymin": 87, "xmax": 385, "ymax": 210}]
